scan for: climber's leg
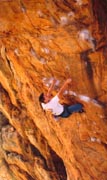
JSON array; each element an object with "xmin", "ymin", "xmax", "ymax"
[
  {"xmin": 67, "ymin": 103, "xmax": 83, "ymax": 114},
  {"xmin": 59, "ymin": 104, "xmax": 84, "ymax": 118},
  {"xmin": 59, "ymin": 106, "xmax": 70, "ymax": 118}
]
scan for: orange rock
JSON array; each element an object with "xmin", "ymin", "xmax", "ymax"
[{"xmin": 0, "ymin": 0, "xmax": 107, "ymax": 180}]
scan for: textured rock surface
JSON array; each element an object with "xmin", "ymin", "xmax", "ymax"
[{"xmin": 0, "ymin": 0, "xmax": 107, "ymax": 180}]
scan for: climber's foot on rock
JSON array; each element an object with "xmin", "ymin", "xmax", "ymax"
[{"xmin": 79, "ymin": 109, "xmax": 85, "ymax": 113}]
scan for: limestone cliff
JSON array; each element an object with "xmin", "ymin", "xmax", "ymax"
[{"xmin": 0, "ymin": 0, "xmax": 107, "ymax": 180}]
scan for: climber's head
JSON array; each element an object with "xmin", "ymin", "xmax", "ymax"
[
  {"xmin": 39, "ymin": 93, "xmax": 52, "ymax": 103},
  {"xmin": 39, "ymin": 93, "xmax": 45, "ymax": 103}
]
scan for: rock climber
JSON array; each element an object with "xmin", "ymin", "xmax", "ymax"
[{"xmin": 39, "ymin": 78, "xmax": 84, "ymax": 118}]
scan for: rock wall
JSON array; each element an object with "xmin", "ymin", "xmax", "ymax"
[{"xmin": 0, "ymin": 0, "xmax": 107, "ymax": 180}]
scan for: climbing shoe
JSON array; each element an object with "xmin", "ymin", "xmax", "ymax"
[{"xmin": 79, "ymin": 109, "xmax": 85, "ymax": 113}]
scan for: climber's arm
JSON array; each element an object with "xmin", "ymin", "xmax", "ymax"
[
  {"xmin": 57, "ymin": 78, "xmax": 72, "ymax": 98},
  {"xmin": 46, "ymin": 79, "xmax": 56, "ymax": 97}
]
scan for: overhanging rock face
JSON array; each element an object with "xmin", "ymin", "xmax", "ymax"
[{"xmin": 0, "ymin": 0, "xmax": 107, "ymax": 180}]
